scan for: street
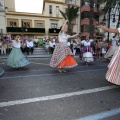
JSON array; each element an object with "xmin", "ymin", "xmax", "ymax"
[{"xmin": 0, "ymin": 57, "xmax": 120, "ymax": 120}]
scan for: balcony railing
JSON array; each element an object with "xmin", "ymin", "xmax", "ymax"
[
  {"xmin": 6, "ymin": 27, "xmax": 45, "ymax": 33},
  {"xmin": 49, "ymin": 28, "xmax": 60, "ymax": 34}
]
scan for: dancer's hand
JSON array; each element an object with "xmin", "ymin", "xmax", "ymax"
[{"xmin": 96, "ymin": 22, "xmax": 106, "ymax": 28}]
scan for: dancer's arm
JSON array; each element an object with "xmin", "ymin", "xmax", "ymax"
[
  {"xmin": 69, "ymin": 33, "xmax": 79, "ymax": 39},
  {"xmin": 60, "ymin": 20, "xmax": 68, "ymax": 32},
  {"xmin": 97, "ymin": 25, "xmax": 119, "ymax": 33}
]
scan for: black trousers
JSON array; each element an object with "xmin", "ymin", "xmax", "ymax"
[
  {"xmin": 26, "ymin": 47, "xmax": 34, "ymax": 55},
  {"xmin": 50, "ymin": 47, "xmax": 54, "ymax": 54}
]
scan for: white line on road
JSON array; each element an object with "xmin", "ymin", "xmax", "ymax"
[
  {"xmin": 4, "ymin": 64, "xmax": 107, "ymax": 73},
  {"xmin": 0, "ymin": 85, "xmax": 117, "ymax": 108},
  {"xmin": 0, "ymin": 69, "xmax": 106, "ymax": 79},
  {"xmin": 76, "ymin": 107, "xmax": 120, "ymax": 120}
]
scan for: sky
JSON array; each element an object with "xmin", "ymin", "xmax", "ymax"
[{"xmin": 15, "ymin": 0, "xmax": 44, "ymax": 14}]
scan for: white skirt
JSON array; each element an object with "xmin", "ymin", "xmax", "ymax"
[
  {"xmin": 102, "ymin": 48, "xmax": 106, "ymax": 54},
  {"xmin": 83, "ymin": 52, "xmax": 94, "ymax": 62}
]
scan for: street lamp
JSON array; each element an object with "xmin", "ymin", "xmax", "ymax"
[
  {"xmin": 112, "ymin": 14, "xmax": 116, "ymax": 23},
  {"xmin": 102, "ymin": 15, "xmax": 106, "ymax": 22}
]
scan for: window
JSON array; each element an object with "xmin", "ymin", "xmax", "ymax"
[
  {"xmin": 71, "ymin": 0, "xmax": 76, "ymax": 4},
  {"xmin": 51, "ymin": 23, "xmax": 57, "ymax": 28},
  {"xmin": 36, "ymin": 23, "xmax": 43, "ymax": 28},
  {"xmin": 81, "ymin": 25, "xmax": 89, "ymax": 32},
  {"xmin": 10, "ymin": 21, "xmax": 17, "ymax": 27},
  {"xmin": 49, "ymin": 5, "xmax": 52, "ymax": 15},
  {"xmin": 65, "ymin": 0, "xmax": 76, "ymax": 5},
  {"xmin": 34, "ymin": 20, "xmax": 45, "ymax": 28},
  {"xmin": 7, "ymin": 19, "xmax": 19, "ymax": 27},
  {"xmin": 22, "ymin": 22, "xmax": 30, "ymax": 28},
  {"xmin": 56, "ymin": 6, "xmax": 59, "ymax": 17}
]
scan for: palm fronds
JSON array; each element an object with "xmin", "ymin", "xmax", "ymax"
[{"xmin": 59, "ymin": 4, "xmax": 80, "ymax": 34}]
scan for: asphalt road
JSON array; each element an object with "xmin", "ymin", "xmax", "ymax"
[{"xmin": 0, "ymin": 57, "xmax": 120, "ymax": 120}]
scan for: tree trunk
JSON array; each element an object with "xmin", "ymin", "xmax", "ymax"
[{"xmin": 89, "ymin": 0, "xmax": 94, "ymax": 39}]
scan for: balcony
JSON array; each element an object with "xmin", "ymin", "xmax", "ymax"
[
  {"xmin": 81, "ymin": 5, "xmax": 97, "ymax": 13},
  {"xmin": 49, "ymin": 28, "xmax": 60, "ymax": 35},
  {"xmin": 81, "ymin": 32, "xmax": 96, "ymax": 37},
  {"xmin": 6, "ymin": 27, "xmax": 45, "ymax": 34},
  {"xmin": 81, "ymin": 19, "xmax": 98, "ymax": 25}
]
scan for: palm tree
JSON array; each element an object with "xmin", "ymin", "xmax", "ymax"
[
  {"xmin": 59, "ymin": 4, "xmax": 80, "ymax": 35},
  {"xmin": 89, "ymin": 0, "xmax": 94, "ymax": 39}
]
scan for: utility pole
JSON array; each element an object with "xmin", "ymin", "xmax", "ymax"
[
  {"xmin": 107, "ymin": 9, "xmax": 111, "ymax": 41},
  {"xmin": 89, "ymin": 0, "xmax": 94, "ymax": 39}
]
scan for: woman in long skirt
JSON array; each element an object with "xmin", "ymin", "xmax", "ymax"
[
  {"xmin": 50, "ymin": 20, "xmax": 79, "ymax": 73},
  {"xmin": 104, "ymin": 36, "xmax": 118, "ymax": 59},
  {"xmin": 7, "ymin": 35, "xmax": 30, "ymax": 69},
  {"xmin": 81, "ymin": 36, "xmax": 95, "ymax": 65},
  {"xmin": 97, "ymin": 20, "xmax": 120, "ymax": 85}
]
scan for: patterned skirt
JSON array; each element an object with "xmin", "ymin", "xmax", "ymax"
[
  {"xmin": 50, "ymin": 43, "xmax": 78, "ymax": 68},
  {"xmin": 7, "ymin": 48, "xmax": 30, "ymax": 68},
  {"xmin": 106, "ymin": 47, "xmax": 120, "ymax": 85}
]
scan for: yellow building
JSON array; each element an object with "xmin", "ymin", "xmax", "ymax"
[{"xmin": 4, "ymin": 0, "xmax": 80, "ymax": 38}]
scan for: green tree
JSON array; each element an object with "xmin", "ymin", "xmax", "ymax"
[{"xmin": 59, "ymin": 4, "xmax": 80, "ymax": 35}]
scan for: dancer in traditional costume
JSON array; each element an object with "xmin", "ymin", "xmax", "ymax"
[
  {"xmin": 97, "ymin": 20, "xmax": 120, "ymax": 85},
  {"xmin": 81, "ymin": 36, "xmax": 94, "ymax": 65},
  {"xmin": 104, "ymin": 36, "xmax": 117, "ymax": 59},
  {"xmin": 50, "ymin": 20, "xmax": 79, "ymax": 73},
  {"xmin": 7, "ymin": 35, "xmax": 30, "ymax": 69}
]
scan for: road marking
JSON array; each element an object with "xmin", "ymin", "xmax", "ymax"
[
  {"xmin": 0, "ymin": 68, "xmax": 106, "ymax": 79},
  {"xmin": 0, "ymin": 85, "xmax": 117, "ymax": 108},
  {"xmin": 76, "ymin": 107, "xmax": 120, "ymax": 120},
  {"xmin": 31, "ymin": 62, "xmax": 49, "ymax": 66},
  {"xmin": 4, "ymin": 64, "xmax": 107, "ymax": 73}
]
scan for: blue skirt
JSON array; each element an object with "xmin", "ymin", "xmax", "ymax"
[{"xmin": 7, "ymin": 48, "xmax": 30, "ymax": 68}]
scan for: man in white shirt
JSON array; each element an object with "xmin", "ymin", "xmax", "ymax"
[
  {"xmin": 26, "ymin": 38, "xmax": 34, "ymax": 55},
  {"xmin": 34, "ymin": 37, "xmax": 39, "ymax": 47},
  {"xmin": 43, "ymin": 37, "xmax": 47, "ymax": 45},
  {"xmin": 49, "ymin": 39, "xmax": 55, "ymax": 54}
]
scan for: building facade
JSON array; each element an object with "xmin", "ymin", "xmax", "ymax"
[
  {"xmin": 3, "ymin": 0, "xmax": 79, "ymax": 39},
  {"xmin": 80, "ymin": 0, "xmax": 119, "ymax": 40},
  {"xmin": 0, "ymin": 0, "xmax": 6, "ymax": 35}
]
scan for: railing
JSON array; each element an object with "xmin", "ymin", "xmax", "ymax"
[
  {"xmin": 6, "ymin": 27, "xmax": 45, "ymax": 33},
  {"xmin": 49, "ymin": 28, "xmax": 60, "ymax": 34}
]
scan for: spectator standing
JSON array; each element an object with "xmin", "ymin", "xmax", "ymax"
[
  {"xmin": 49, "ymin": 39, "xmax": 55, "ymax": 54},
  {"xmin": 26, "ymin": 38, "xmax": 34, "ymax": 55},
  {"xmin": 1, "ymin": 38, "xmax": 7, "ymax": 55},
  {"xmin": 34, "ymin": 37, "xmax": 39, "ymax": 47}
]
